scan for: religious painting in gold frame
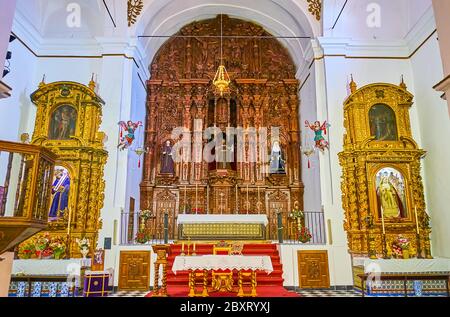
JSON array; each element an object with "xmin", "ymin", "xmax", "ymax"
[
  {"xmin": 367, "ymin": 163, "xmax": 413, "ymax": 225},
  {"xmin": 368, "ymin": 103, "xmax": 398, "ymax": 141},
  {"xmin": 48, "ymin": 104, "xmax": 78, "ymax": 140}
]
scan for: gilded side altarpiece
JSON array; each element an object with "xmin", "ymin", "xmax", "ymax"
[{"xmin": 339, "ymin": 81, "xmax": 431, "ymax": 259}]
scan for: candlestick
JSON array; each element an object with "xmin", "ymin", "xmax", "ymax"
[
  {"xmin": 206, "ymin": 185, "xmax": 209, "ymax": 214},
  {"xmin": 67, "ymin": 207, "xmax": 72, "ymax": 236},
  {"xmin": 257, "ymin": 187, "xmax": 260, "ymax": 213},
  {"xmin": 195, "ymin": 183, "xmax": 198, "ymax": 214},
  {"xmin": 193, "ymin": 243, "xmax": 196, "ymax": 252},
  {"xmin": 381, "ymin": 209, "xmax": 386, "ymax": 235},
  {"xmin": 235, "ymin": 184, "xmax": 238, "ymax": 214},
  {"xmin": 414, "ymin": 206, "xmax": 420, "ymax": 234},
  {"xmin": 182, "ymin": 242, "xmax": 185, "ymax": 252},
  {"xmin": 184, "ymin": 186, "xmax": 187, "ymax": 214},
  {"xmin": 247, "ymin": 184, "xmax": 249, "ymax": 214}
]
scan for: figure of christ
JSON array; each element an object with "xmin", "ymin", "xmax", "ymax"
[
  {"xmin": 217, "ymin": 139, "xmax": 234, "ymax": 170},
  {"xmin": 49, "ymin": 169, "xmax": 70, "ymax": 220}
]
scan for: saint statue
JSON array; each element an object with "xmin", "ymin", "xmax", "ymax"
[
  {"xmin": 161, "ymin": 140, "xmax": 175, "ymax": 174},
  {"xmin": 118, "ymin": 121, "xmax": 142, "ymax": 150},
  {"xmin": 217, "ymin": 139, "xmax": 233, "ymax": 170},
  {"xmin": 377, "ymin": 176, "xmax": 405, "ymax": 218},
  {"xmin": 305, "ymin": 120, "xmax": 330, "ymax": 152},
  {"xmin": 49, "ymin": 168, "xmax": 70, "ymax": 220},
  {"xmin": 269, "ymin": 141, "xmax": 285, "ymax": 174}
]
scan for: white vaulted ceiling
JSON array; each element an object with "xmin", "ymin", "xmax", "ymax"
[
  {"xmin": 323, "ymin": 0, "xmax": 433, "ymax": 40},
  {"xmin": 134, "ymin": 0, "xmax": 321, "ymax": 71},
  {"xmin": 12, "ymin": 0, "xmax": 435, "ymax": 72}
]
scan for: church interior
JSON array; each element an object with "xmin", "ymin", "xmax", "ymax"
[{"xmin": 1, "ymin": 0, "xmax": 450, "ymax": 300}]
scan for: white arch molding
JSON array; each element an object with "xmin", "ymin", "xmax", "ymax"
[{"xmin": 131, "ymin": 0, "xmax": 321, "ymax": 72}]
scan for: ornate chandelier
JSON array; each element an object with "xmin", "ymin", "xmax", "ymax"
[{"xmin": 213, "ymin": 15, "xmax": 231, "ymax": 96}]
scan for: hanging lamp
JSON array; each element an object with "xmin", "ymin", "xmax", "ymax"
[{"xmin": 213, "ymin": 15, "xmax": 231, "ymax": 96}]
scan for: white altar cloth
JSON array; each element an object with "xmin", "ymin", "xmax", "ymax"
[
  {"xmin": 177, "ymin": 214, "xmax": 269, "ymax": 226},
  {"xmin": 12, "ymin": 259, "xmax": 92, "ymax": 276},
  {"xmin": 172, "ymin": 255, "xmax": 273, "ymax": 273},
  {"xmin": 353, "ymin": 257, "xmax": 450, "ymax": 273}
]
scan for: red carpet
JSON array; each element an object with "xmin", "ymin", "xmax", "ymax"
[
  {"xmin": 146, "ymin": 285, "xmax": 299, "ymax": 297},
  {"xmin": 151, "ymin": 243, "xmax": 299, "ymax": 297}
]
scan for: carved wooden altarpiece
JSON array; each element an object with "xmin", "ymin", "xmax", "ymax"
[
  {"xmin": 339, "ymin": 81, "xmax": 431, "ymax": 259},
  {"xmin": 140, "ymin": 15, "xmax": 304, "ymax": 240}
]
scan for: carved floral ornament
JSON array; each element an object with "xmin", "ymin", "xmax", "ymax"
[
  {"xmin": 127, "ymin": 0, "xmax": 321, "ymax": 27},
  {"xmin": 128, "ymin": 0, "xmax": 144, "ymax": 27},
  {"xmin": 307, "ymin": 0, "xmax": 322, "ymax": 21}
]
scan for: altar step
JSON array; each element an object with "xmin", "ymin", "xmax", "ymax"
[{"xmin": 166, "ymin": 243, "xmax": 284, "ymax": 286}]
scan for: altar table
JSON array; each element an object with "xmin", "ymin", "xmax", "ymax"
[
  {"xmin": 12, "ymin": 259, "xmax": 92, "ymax": 275},
  {"xmin": 353, "ymin": 257, "xmax": 450, "ymax": 296},
  {"xmin": 172, "ymin": 255, "xmax": 273, "ymax": 297},
  {"xmin": 9, "ymin": 259, "xmax": 91, "ymax": 297},
  {"xmin": 177, "ymin": 214, "xmax": 269, "ymax": 240},
  {"xmin": 355, "ymin": 258, "xmax": 450, "ymax": 273}
]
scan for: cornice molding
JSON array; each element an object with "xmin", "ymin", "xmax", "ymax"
[{"xmin": 404, "ymin": 6, "xmax": 437, "ymax": 57}]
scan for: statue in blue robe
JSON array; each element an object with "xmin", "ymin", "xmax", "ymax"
[{"xmin": 49, "ymin": 169, "xmax": 70, "ymax": 219}]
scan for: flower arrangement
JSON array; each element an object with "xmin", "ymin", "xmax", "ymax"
[
  {"xmin": 76, "ymin": 237, "xmax": 90, "ymax": 249},
  {"xmin": 140, "ymin": 209, "xmax": 153, "ymax": 220},
  {"xmin": 290, "ymin": 209, "xmax": 304, "ymax": 221},
  {"xmin": 191, "ymin": 207, "xmax": 204, "ymax": 214},
  {"xmin": 18, "ymin": 241, "xmax": 35, "ymax": 259},
  {"xmin": 50, "ymin": 237, "xmax": 67, "ymax": 260},
  {"xmin": 298, "ymin": 225, "xmax": 312, "ymax": 243},
  {"xmin": 76, "ymin": 236, "xmax": 91, "ymax": 258},
  {"xmin": 135, "ymin": 230, "xmax": 151, "ymax": 244},
  {"xmin": 392, "ymin": 235, "xmax": 411, "ymax": 258},
  {"xmin": 35, "ymin": 232, "xmax": 51, "ymax": 258},
  {"xmin": 18, "ymin": 233, "xmax": 67, "ymax": 260}
]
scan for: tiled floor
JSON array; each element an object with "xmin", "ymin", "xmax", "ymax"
[
  {"xmin": 109, "ymin": 290, "xmax": 149, "ymax": 297},
  {"xmin": 297, "ymin": 289, "xmax": 360, "ymax": 297}
]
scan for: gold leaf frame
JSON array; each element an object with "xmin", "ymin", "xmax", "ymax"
[
  {"xmin": 18, "ymin": 80, "xmax": 108, "ymax": 258},
  {"xmin": 367, "ymin": 163, "xmax": 414, "ymax": 225},
  {"xmin": 339, "ymin": 82, "xmax": 431, "ymax": 258}
]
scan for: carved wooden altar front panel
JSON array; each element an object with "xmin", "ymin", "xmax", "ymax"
[
  {"xmin": 297, "ymin": 250, "xmax": 330, "ymax": 289},
  {"xmin": 118, "ymin": 251, "xmax": 151, "ymax": 291},
  {"xmin": 339, "ymin": 82, "xmax": 431, "ymax": 258},
  {"xmin": 140, "ymin": 15, "xmax": 304, "ymax": 240}
]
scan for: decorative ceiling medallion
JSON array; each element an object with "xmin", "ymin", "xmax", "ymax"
[
  {"xmin": 307, "ymin": 0, "xmax": 322, "ymax": 21},
  {"xmin": 128, "ymin": 0, "xmax": 144, "ymax": 27}
]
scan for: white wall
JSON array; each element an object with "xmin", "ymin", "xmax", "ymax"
[
  {"xmin": 0, "ymin": 0, "xmax": 17, "ymax": 71},
  {"xmin": 0, "ymin": 36, "xmax": 38, "ymax": 141},
  {"xmin": 299, "ymin": 63, "xmax": 322, "ymax": 212},
  {"xmin": 124, "ymin": 66, "xmax": 147, "ymax": 214},
  {"xmin": 410, "ymin": 33, "xmax": 450, "ymax": 258}
]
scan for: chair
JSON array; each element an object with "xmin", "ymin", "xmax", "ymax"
[{"xmin": 211, "ymin": 243, "xmax": 234, "ymax": 292}]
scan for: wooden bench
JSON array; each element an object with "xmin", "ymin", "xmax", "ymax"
[{"xmin": 358, "ymin": 273, "xmax": 450, "ymax": 297}]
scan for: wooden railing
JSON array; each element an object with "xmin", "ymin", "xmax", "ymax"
[{"xmin": 0, "ymin": 140, "xmax": 57, "ymax": 254}]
